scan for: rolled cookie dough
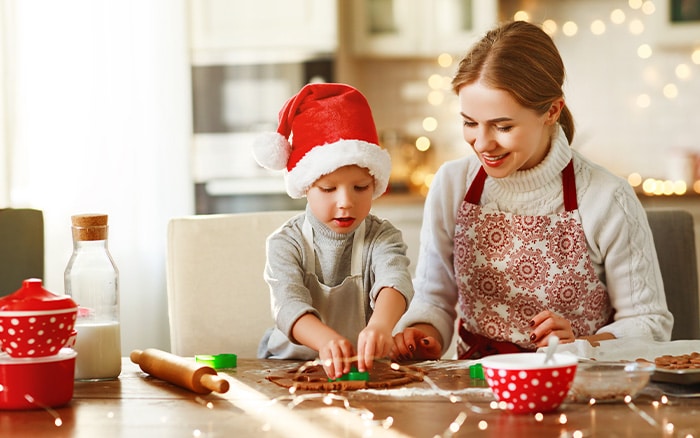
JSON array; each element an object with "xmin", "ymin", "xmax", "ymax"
[{"xmin": 266, "ymin": 361, "xmax": 425, "ymax": 391}]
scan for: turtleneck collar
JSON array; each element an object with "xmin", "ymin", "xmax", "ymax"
[
  {"xmin": 486, "ymin": 124, "xmax": 573, "ymax": 195},
  {"xmin": 305, "ymin": 205, "xmax": 356, "ymax": 244}
]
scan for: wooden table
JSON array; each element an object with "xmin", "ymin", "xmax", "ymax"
[{"xmin": 2, "ymin": 358, "xmax": 700, "ymax": 437}]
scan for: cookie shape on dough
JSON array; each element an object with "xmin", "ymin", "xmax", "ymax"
[{"xmin": 266, "ymin": 361, "xmax": 425, "ymax": 391}]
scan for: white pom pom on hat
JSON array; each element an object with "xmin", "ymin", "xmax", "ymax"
[
  {"xmin": 252, "ymin": 132, "xmax": 291, "ymax": 171},
  {"xmin": 251, "ymin": 83, "xmax": 391, "ymax": 199}
]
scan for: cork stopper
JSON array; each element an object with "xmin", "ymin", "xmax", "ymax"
[{"xmin": 71, "ymin": 213, "xmax": 109, "ymax": 241}]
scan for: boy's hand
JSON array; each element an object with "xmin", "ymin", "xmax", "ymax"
[
  {"xmin": 318, "ymin": 336, "xmax": 355, "ymax": 379},
  {"xmin": 291, "ymin": 314, "xmax": 355, "ymax": 379},
  {"xmin": 356, "ymin": 322, "xmax": 394, "ymax": 372}
]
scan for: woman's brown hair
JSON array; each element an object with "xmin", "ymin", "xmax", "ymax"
[{"xmin": 451, "ymin": 21, "xmax": 575, "ymax": 144}]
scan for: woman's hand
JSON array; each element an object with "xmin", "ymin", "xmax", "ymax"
[
  {"xmin": 529, "ymin": 310, "xmax": 575, "ymax": 347},
  {"xmin": 391, "ymin": 325, "xmax": 442, "ymax": 361}
]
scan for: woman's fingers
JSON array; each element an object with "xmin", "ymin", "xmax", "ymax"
[{"xmin": 530, "ymin": 310, "xmax": 574, "ymax": 346}]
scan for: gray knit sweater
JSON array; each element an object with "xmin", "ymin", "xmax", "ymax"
[{"xmin": 258, "ymin": 207, "xmax": 415, "ymax": 359}]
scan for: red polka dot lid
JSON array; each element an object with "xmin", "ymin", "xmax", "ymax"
[{"xmin": 0, "ymin": 278, "xmax": 77, "ymax": 311}]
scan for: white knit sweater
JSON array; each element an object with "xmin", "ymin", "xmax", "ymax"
[{"xmin": 397, "ymin": 126, "xmax": 673, "ymax": 353}]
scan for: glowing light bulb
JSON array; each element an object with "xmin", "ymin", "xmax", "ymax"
[
  {"xmin": 636, "ymin": 94, "xmax": 651, "ymax": 108},
  {"xmin": 641, "ymin": 0, "xmax": 656, "ymax": 15},
  {"xmin": 692, "ymin": 49, "xmax": 700, "ymax": 64},
  {"xmin": 416, "ymin": 136, "xmax": 431, "ymax": 151},
  {"xmin": 428, "ymin": 74, "xmax": 443, "ymax": 89},
  {"xmin": 422, "ymin": 117, "xmax": 438, "ymax": 132},
  {"xmin": 542, "ymin": 20, "xmax": 557, "ymax": 35},
  {"xmin": 629, "ymin": 19, "xmax": 644, "ymax": 35},
  {"xmin": 637, "ymin": 44, "xmax": 652, "ymax": 59},
  {"xmin": 514, "ymin": 11, "xmax": 529, "ymax": 22},
  {"xmin": 591, "ymin": 19, "xmax": 606, "ymax": 35},
  {"xmin": 628, "ymin": 172, "xmax": 642, "ymax": 186},
  {"xmin": 437, "ymin": 53, "xmax": 453, "ymax": 68},
  {"xmin": 611, "ymin": 9, "xmax": 626, "ymax": 24},
  {"xmin": 427, "ymin": 90, "xmax": 444, "ymax": 106},
  {"xmin": 675, "ymin": 63, "xmax": 691, "ymax": 79},
  {"xmin": 663, "ymin": 83, "xmax": 678, "ymax": 99},
  {"xmin": 562, "ymin": 21, "xmax": 578, "ymax": 36},
  {"xmin": 673, "ymin": 181, "xmax": 687, "ymax": 195}
]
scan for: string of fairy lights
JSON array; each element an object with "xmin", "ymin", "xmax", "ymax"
[
  {"xmin": 408, "ymin": 0, "xmax": 700, "ymax": 197},
  {"xmin": 30, "ymin": 358, "xmax": 695, "ymax": 438},
  {"xmin": 254, "ymin": 358, "xmax": 683, "ymax": 437}
]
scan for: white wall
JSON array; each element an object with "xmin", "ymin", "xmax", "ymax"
[
  {"xmin": 542, "ymin": 0, "xmax": 700, "ymax": 180},
  {"xmin": 1, "ymin": 0, "xmax": 193, "ymax": 354}
]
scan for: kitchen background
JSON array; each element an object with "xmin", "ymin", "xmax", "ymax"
[{"xmin": 1, "ymin": 0, "xmax": 699, "ymax": 354}]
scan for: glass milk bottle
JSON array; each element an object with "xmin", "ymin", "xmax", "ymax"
[{"xmin": 64, "ymin": 213, "xmax": 122, "ymax": 380}]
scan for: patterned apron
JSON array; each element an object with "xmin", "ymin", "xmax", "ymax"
[
  {"xmin": 454, "ymin": 160, "xmax": 613, "ymax": 359},
  {"xmin": 263, "ymin": 219, "xmax": 366, "ymax": 359}
]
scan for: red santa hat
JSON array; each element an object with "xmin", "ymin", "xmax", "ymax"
[{"xmin": 252, "ymin": 83, "xmax": 391, "ymax": 199}]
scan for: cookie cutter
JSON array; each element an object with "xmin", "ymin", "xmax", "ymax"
[
  {"xmin": 195, "ymin": 353, "xmax": 238, "ymax": 369},
  {"xmin": 469, "ymin": 363, "xmax": 484, "ymax": 380},
  {"xmin": 328, "ymin": 366, "xmax": 369, "ymax": 382}
]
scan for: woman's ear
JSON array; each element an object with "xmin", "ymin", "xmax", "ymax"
[{"xmin": 545, "ymin": 98, "xmax": 565, "ymax": 125}]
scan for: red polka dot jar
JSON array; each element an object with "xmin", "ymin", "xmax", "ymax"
[
  {"xmin": 0, "ymin": 348, "xmax": 77, "ymax": 410},
  {"xmin": 482, "ymin": 352, "xmax": 578, "ymax": 414},
  {"xmin": 0, "ymin": 278, "xmax": 78, "ymax": 358}
]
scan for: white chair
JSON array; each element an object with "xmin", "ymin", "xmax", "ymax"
[{"xmin": 166, "ymin": 210, "xmax": 301, "ymax": 358}]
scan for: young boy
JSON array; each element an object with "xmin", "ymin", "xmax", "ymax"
[{"xmin": 252, "ymin": 83, "xmax": 414, "ymax": 379}]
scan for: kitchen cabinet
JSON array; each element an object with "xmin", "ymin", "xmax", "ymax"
[
  {"xmin": 351, "ymin": 0, "xmax": 497, "ymax": 58},
  {"xmin": 189, "ymin": 0, "xmax": 337, "ymax": 64}
]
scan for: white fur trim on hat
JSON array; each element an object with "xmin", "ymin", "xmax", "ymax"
[
  {"xmin": 252, "ymin": 132, "xmax": 292, "ymax": 171},
  {"xmin": 285, "ymin": 139, "xmax": 391, "ymax": 199}
]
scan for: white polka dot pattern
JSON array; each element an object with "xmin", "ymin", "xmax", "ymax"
[
  {"xmin": 0, "ymin": 310, "xmax": 77, "ymax": 357},
  {"xmin": 484, "ymin": 364, "xmax": 577, "ymax": 414}
]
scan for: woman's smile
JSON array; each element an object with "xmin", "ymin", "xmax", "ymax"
[{"xmin": 481, "ymin": 153, "xmax": 510, "ymax": 167}]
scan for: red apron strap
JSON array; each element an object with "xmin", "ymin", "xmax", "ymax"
[
  {"xmin": 562, "ymin": 159, "xmax": 578, "ymax": 211},
  {"xmin": 464, "ymin": 166, "xmax": 488, "ymax": 204},
  {"xmin": 457, "ymin": 320, "xmax": 531, "ymax": 360},
  {"xmin": 466, "ymin": 161, "xmax": 576, "ymax": 210}
]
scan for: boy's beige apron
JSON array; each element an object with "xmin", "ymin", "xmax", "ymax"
[{"xmin": 264, "ymin": 219, "xmax": 366, "ymax": 359}]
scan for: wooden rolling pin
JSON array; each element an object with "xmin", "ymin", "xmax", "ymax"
[{"xmin": 130, "ymin": 348, "xmax": 230, "ymax": 394}]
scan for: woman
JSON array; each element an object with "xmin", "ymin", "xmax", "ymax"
[{"xmin": 391, "ymin": 21, "xmax": 673, "ymax": 360}]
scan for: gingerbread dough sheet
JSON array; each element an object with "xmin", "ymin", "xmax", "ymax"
[{"xmin": 266, "ymin": 361, "xmax": 425, "ymax": 391}]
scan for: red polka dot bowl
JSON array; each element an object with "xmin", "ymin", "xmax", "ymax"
[
  {"xmin": 482, "ymin": 352, "xmax": 578, "ymax": 414},
  {"xmin": 0, "ymin": 279, "xmax": 78, "ymax": 358}
]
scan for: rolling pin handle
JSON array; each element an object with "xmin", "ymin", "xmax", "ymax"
[{"xmin": 200, "ymin": 373, "xmax": 230, "ymax": 394}]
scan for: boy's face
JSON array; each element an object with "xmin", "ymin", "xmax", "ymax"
[{"xmin": 306, "ymin": 165, "xmax": 375, "ymax": 234}]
